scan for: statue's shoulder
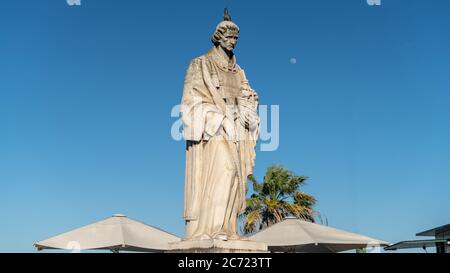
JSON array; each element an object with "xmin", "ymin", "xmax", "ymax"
[
  {"xmin": 191, "ymin": 56, "xmax": 204, "ymax": 63},
  {"xmin": 189, "ymin": 50, "xmax": 213, "ymax": 65},
  {"xmin": 185, "ymin": 56, "xmax": 205, "ymax": 78},
  {"xmin": 187, "ymin": 51, "xmax": 217, "ymax": 75},
  {"xmin": 187, "ymin": 57, "xmax": 201, "ymax": 68},
  {"xmin": 187, "ymin": 54, "xmax": 210, "ymax": 72},
  {"xmin": 185, "ymin": 54, "xmax": 210, "ymax": 82}
]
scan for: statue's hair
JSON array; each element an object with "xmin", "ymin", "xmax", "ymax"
[{"xmin": 211, "ymin": 21, "xmax": 240, "ymax": 46}]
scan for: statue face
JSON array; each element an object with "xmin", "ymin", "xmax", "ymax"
[{"xmin": 219, "ymin": 29, "xmax": 239, "ymax": 52}]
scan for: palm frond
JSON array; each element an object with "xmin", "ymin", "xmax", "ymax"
[
  {"xmin": 241, "ymin": 164, "xmax": 319, "ymax": 234},
  {"xmin": 294, "ymin": 192, "xmax": 317, "ymax": 208},
  {"xmin": 243, "ymin": 209, "xmax": 262, "ymax": 234}
]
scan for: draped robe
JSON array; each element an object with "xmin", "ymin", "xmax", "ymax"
[{"xmin": 180, "ymin": 47, "xmax": 259, "ymax": 240}]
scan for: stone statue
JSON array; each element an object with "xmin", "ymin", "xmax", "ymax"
[{"xmin": 180, "ymin": 9, "xmax": 260, "ymax": 242}]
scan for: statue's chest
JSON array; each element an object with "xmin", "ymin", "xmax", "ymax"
[{"xmin": 216, "ymin": 69, "xmax": 242, "ymax": 104}]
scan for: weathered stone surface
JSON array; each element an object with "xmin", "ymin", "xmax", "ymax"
[
  {"xmin": 180, "ymin": 8, "xmax": 260, "ymax": 244},
  {"xmin": 167, "ymin": 239, "xmax": 268, "ymax": 253}
]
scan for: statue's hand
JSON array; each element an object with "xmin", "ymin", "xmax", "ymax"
[
  {"xmin": 222, "ymin": 116, "xmax": 236, "ymax": 141},
  {"xmin": 241, "ymin": 88, "xmax": 258, "ymax": 102},
  {"xmin": 238, "ymin": 108, "xmax": 259, "ymax": 132},
  {"xmin": 238, "ymin": 90, "xmax": 259, "ymax": 131}
]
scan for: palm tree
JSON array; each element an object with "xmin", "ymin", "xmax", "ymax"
[{"xmin": 241, "ymin": 165, "xmax": 317, "ymax": 234}]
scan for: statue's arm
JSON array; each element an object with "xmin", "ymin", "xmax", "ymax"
[
  {"xmin": 181, "ymin": 58, "xmax": 227, "ymax": 141},
  {"xmin": 237, "ymin": 69, "xmax": 259, "ymax": 132},
  {"xmin": 204, "ymin": 111, "xmax": 225, "ymax": 140}
]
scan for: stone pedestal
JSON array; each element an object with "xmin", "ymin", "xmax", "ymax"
[{"xmin": 167, "ymin": 239, "xmax": 268, "ymax": 253}]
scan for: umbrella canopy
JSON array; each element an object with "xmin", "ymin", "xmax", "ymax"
[
  {"xmin": 34, "ymin": 214, "xmax": 181, "ymax": 253},
  {"xmin": 249, "ymin": 217, "xmax": 389, "ymax": 253}
]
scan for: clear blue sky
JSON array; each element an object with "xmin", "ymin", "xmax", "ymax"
[{"xmin": 0, "ymin": 0, "xmax": 449, "ymax": 252}]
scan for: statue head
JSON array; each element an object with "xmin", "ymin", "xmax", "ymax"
[{"xmin": 211, "ymin": 8, "xmax": 240, "ymax": 52}]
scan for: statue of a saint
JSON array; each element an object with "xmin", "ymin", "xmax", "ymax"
[{"xmin": 180, "ymin": 9, "xmax": 260, "ymax": 241}]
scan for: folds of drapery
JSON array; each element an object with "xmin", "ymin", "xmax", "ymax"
[{"xmin": 180, "ymin": 53, "xmax": 259, "ymax": 222}]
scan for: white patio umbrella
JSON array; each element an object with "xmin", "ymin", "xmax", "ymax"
[
  {"xmin": 34, "ymin": 214, "xmax": 180, "ymax": 253},
  {"xmin": 249, "ymin": 217, "xmax": 389, "ymax": 253}
]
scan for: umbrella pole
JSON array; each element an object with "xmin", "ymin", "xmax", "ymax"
[{"xmin": 110, "ymin": 248, "xmax": 120, "ymax": 253}]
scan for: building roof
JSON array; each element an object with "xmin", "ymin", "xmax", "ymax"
[
  {"xmin": 385, "ymin": 239, "xmax": 448, "ymax": 251},
  {"xmin": 416, "ymin": 224, "xmax": 450, "ymax": 237}
]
